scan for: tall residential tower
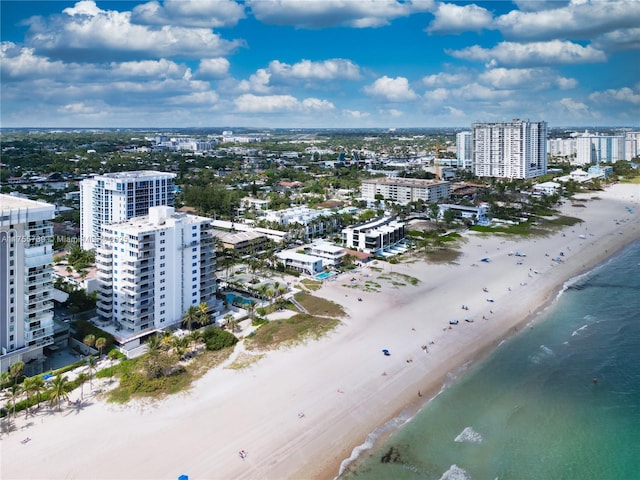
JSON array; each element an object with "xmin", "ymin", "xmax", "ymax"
[
  {"xmin": 1, "ymin": 195, "xmax": 55, "ymax": 375},
  {"xmin": 472, "ymin": 120, "xmax": 547, "ymax": 179},
  {"xmin": 95, "ymin": 206, "xmax": 219, "ymax": 347},
  {"xmin": 80, "ymin": 171, "xmax": 176, "ymax": 250}
]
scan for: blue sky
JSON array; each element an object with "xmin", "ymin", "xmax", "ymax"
[{"xmin": 1, "ymin": 0, "xmax": 638, "ymax": 128}]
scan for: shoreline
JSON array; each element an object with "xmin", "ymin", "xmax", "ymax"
[
  {"xmin": 333, "ymin": 234, "xmax": 640, "ymax": 479},
  {"xmin": 2, "ymin": 183, "xmax": 639, "ymax": 480}
]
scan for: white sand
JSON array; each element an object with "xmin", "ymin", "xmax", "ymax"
[{"xmin": 2, "ymin": 183, "xmax": 639, "ymax": 480}]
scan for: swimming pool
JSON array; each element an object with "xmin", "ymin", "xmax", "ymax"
[
  {"xmin": 225, "ymin": 293, "xmax": 255, "ymax": 306},
  {"xmin": 315, "ymin": 271, "xmax": 335, "ymax": 280}
]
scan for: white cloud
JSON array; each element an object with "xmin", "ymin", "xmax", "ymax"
[
  {"xmin": 447, "ymin": 40, "xmax": 606, "ymax": 67},
  {"xmin": 196, "ymin": 58, "xmax": 231, "ymax": 79},
  {"xmin": 426, "ymin": 3, "xmax": 493, "ymax": 34},
  {"xmin": 109, "ymin": 59, "xmax": 186, "ymax": 80},
  {"xmin": 479, "ymin": 68, "xmax": 577, "ymax": 90},
  {"xmin": 0, "ymin": 43, "xmax": 67, "ymax": 80},
  {"xmin": 343, "ymin": 109, "xmax": 370, "ymax": 118},
  {"xmin": 444, "ymin": 106, "xmax": 465, "ymax": 117},
  {"xmin": 234, "ymin": 94, "xmax": 334, "ymax": 113},
  {"xmin": 24, "ymin": 1, "xmax": 243, "ymax": 61},
  {"xmin": 421, "ymin": 72, "xmax": 471, "ymax": 87},
  {"xmin": 512, "ymin": 1, "xmax": 570, "ymax": 12},
  {"xmin": 364, "ymin": 76, "xmax": 418, "ymax": 101},
  {"xmin": 423, "ymin": 88, "xmax": 449, "ymax": 102},
  {"xmin": 247, "ymin": 0, "xmax": 433, "ymax": 29},
  {"xmin": 494, "ymin": 0, "xmax": 640, "ymax": 42},
  {"xmin": 268, "ymin": 59, "xmax": 361, "ymax": 81},
  {"xmin": 559, "ymin": 97, "xmax": 592, "ymax": 116},
  {"xmin": 131, "ymin": 0, "xmax": 245, "ymax": 28},
  {"xmin": 589, "ymin": 84, "xmax": 640, "ymax": 104},
  {"xmin": 236, "ymin": 69, "xmax": 272, "ymax": 93},
  {"xmin": 592, "ymin": 27, "xmax": 640, "ymax": 50}
]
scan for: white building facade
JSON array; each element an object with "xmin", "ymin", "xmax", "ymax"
[
  {"xmin": 575, "ymin": 134, "xmax": 626, "ymax": 165},
  {"xmin": 360, "ymin": 178, "xmax": 451, "ymax": 204},
  {"xmin": 80, "ymin": 171, "xmax": 176, "ymax": 251},
  {"xmin": 0, "ymin": 195, "xmax": 55, "ymax": 375},
  {"xmin": 472, "ymin": 120, "xmax": 547, "ymax": 179},
  {"xmin": 95, "ymin": 206, "xmax": 219, "ymax": 342},
  {"xmin": 456, "ymin": 131, "xmax": 473, "ymax": 169},
  {"xmin": 342, "ymin": 217, "xmax": 406, "ymax": 256}
]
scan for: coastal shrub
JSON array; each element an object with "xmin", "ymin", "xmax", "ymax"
[
  {"xmin": 252, "ymin": 316, "xmax": 268, "ymax": 326},
  {"xmin": 294, "ymin": 292, "xmax": 346, "ymax": 318},
  {"xmin": 202, "ymin": 327, "xmax": 238, "ymax": 351}
]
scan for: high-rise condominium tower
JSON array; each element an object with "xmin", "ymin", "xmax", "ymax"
[
  {"xmin": 472, "ymin": 120, "xmax": 547, "ymax": 179},
  {"xmin": 80, "ymin": 171, "xmax": 176, "ymax": 250},
  {"xmin": 0, "ymin": 195, "xmax": 55, "ymax": 375}
]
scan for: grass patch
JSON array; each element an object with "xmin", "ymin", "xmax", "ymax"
[
  {"xmin": 299, "ymin": 278, "xmax": 322, "ymax": 291},
  {"xmin": 104, "ymin": 347, "xmax": 234, "ymax": 403},
  {"xmin": 424, "ymin": 248, "xmax": 463, "ymax": 264},
  {"xmin": 225, "ymin": 352, "xmax": 265, "ymax": 370},
  {"xmin": 378, "ymin": 272, "xmax": 420, "ymax": 287},
  {"xmin": 363, "ymin": 281, "xmax": 382, "ymax": 292},
  {"xmin": 245, "ymin": 314, "xmax": 341, "ymax": 351},
  {"xmin": 295, "ymin": 292, "xmax": 346, "ymax": 317}
]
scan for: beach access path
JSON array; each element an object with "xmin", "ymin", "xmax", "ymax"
[{"xmin": 2, "ymin": 183, "xmax": 639, "ymax": 480}]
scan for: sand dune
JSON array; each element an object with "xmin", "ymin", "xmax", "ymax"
[{"xmin": 2, "ymin": 183, "xmax": 639, "ymax": 480}]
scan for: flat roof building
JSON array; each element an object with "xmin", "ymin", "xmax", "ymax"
[
  {"xmin": 360, "ymin": 177, "xmax": 451, "ymax": 205},
  {"xmin": 80, "ymin": 171, "xmax": 176, "ymax": 250},
  {"xmin": 1, "ymin": 195, "xmax": 55, "ymax": 375}
]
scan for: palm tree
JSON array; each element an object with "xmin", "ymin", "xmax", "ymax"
[
  {"xmin": 21, "ymin": 376, "xmax": 39, "ymax": 417},
  {"xmin": 196, "ymin": 302, "xmax": 210, "ymax": 328},
  {"xmin": 9, "ymin": 361, "xmax": 25, "ymax": 385},
  {"xmin": 172, "ymin": 337, "xmax": 190, "ymax": 360},
  {"xmin": 188, "ymin": 330, "xmax": 203, "ymax": 354},
  {"xmin": 83, "ymin": 334, "xmax": 96, "ymax": 353},
  {"xmin": 246, "ymin": 301, "xmax": 256, "ymax": 321},
  {"xmin": 0, "ymin": 371, "xmax": 10, "ymax": 389},
  {"xmin": 227, "ymin": 317, "xmax": 239, "ymax": 333},
  {"xmin": 5, "ymin": 383, "xmax": 21, "ymax": 420},
  {"xmin": 48, "ymin": 375, "xmax": 70, "ymax": 412},
  {"xmin": 223, "ymin": 313, "xmax": 234, "ymax": 329},
  {"xmin": 86, "ymin": 356, "xmax": 97, "ymax": 391},
  {"xmin": 77, "ymin": 373, "xmax": 88, "ymax": 400},
  {"xmin": 182, "ymin": 305, "xmax": 200, "ymax": 331},
  {"xmin": 95, "ymin": 337, "xmax": 107, "ymax": 357},
  {"xmin": 30, "ymin": 375, "xmax": 45, "ymax": 410}
]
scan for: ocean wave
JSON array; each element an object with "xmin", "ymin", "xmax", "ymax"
[
  {"xmin": 335, "ymin": 412, "xmax": 413, "ymax": 478},
  {"xmin": 528, "ymin": 345, "xmax": 555, "ymax": 364},
  {"xmin": 454, "ymin": 426, "xmax": 483, "ymax": 444},
  {"xmin": 571, "ymin": 324, "xmax": 588, "ymax": 336},
  {"xmin": 439, "ymin": 464, "xmax": 472, "ymax": 480}
]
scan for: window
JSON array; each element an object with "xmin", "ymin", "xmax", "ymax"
[
  {"xmin": 192, "ymin": 269, "xmax": 197, "ymax": 274},
  {"xmin": 160, "ymin": 247, "xmax": 165, "ymax": 252},
  {"xmin": 160, "ymin": 286, "xmax": 165, "ymax": 291}
]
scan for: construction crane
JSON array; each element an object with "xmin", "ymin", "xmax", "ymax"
[{"xmin": 434, "ymin": 140, "xmax": 441, "ymax": 180}]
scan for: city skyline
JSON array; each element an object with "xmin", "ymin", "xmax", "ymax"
[{"xmin": 1, "ymin": 0, "xmax": 639, "ymax": 129}]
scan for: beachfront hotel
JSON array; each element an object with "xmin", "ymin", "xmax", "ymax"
[
  {"xmin": 360, "ymin": 177, "xmax": 451, "ymax": 205},
  {"xmin": 80, "ymin": 171, "xmax": 176, "ymax": 250},
  {"xmin": 342, "ymin": 216, "xmax": 406, "ymax": 256},
  {"xmin": 472, "ymin": 119, "xmax": 547, "ymax": 179},
  {"xmin": 95, "ymin": 206, "xmax": 220, "ymax": 349},
  {"xmin": 575, "ymin": 133, "xmax": 626, "ymax": 165},
  {"xmin": 0, "ymin": 195, "xmax": 55, "ymax": 375}
]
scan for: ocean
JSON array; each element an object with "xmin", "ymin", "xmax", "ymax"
[{"xmin": 340, "ymin": 239, "xmax": 640, "ymax": 480}]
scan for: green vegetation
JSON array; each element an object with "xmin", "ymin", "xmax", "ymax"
[
  {"xmin": 245, "ymin": 314, "xmax": 341, "ymax": 351},
  {"xmin": 294, "ymin": 292, "xmax": 346, "ymax": 318}
]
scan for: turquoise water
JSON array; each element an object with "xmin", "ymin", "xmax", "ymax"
[
  {"xmin": 341, "ymin": 240, "xmax": 640, "ymax": 480},
  {"xmin": 316, "ymin": 271, "xmax": 335, "ymax": 280},
  {"xmin": 225, "ymin": 292, "xmax": 254, "ymax": 306}
]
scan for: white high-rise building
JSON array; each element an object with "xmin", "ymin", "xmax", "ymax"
[
  {"xmin": 95, "ymin": 206, "xmax": 219, "ymax": 344},
  {"xmin": 456, "ymin": 131, "xmax": 473, "ymax": 169},
  {"xmin": 624, "ymin": 132, "xmax": 639, "ymax": 161},
  {"xmin": 1, "ymin": 195, "xmax": 55, "ymax": 375},
  {"xmin": 472, "ymin": 120, "xmax": 547, "ymax": 179},
  {"xmin": 80, "ymin": 171, "xmax": 176, "ymax": 251},
  {"xmin": 575, "ymin": 133, "xmax": 626, "ymax": 165}
]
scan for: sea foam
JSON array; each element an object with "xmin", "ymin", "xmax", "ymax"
[
  {"xmin": 439, "ymin": 464, "xmax": 472, "ymax": 480},
  {"xmin": 454, "ymin": 426, "xmax": 483, "ymax": 444}
]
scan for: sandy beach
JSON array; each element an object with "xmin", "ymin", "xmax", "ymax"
[{"xmin": 2, "ymin": 183, "xmax": 639, "ymax": 480}]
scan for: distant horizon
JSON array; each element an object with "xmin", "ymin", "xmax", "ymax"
[
  {"xmin": 2, "ymin": 125, "xmax": 639, "ymax": 133},
  {"xmin": 2, "ymin": 1, "xmax": 638, "ymax": 128}
]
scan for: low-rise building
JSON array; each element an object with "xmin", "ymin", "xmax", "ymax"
[
  {"xmin": 308, "ymin": 242, "xmax": 346, "ymax": 267},
  {"xmin": 342, "ymin": 217, "xmax": 406, "ymax": 256},
  {"xmin": 360, "ymin": 177, "xmax": 451, "ymax": 204},
  {"xmin": 276, "ymin": 251, "xmax": 323, "ymax": 275},
  {"xmin": 437, "ymin": 204, "xmax": 489, "ymax": 224}
]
